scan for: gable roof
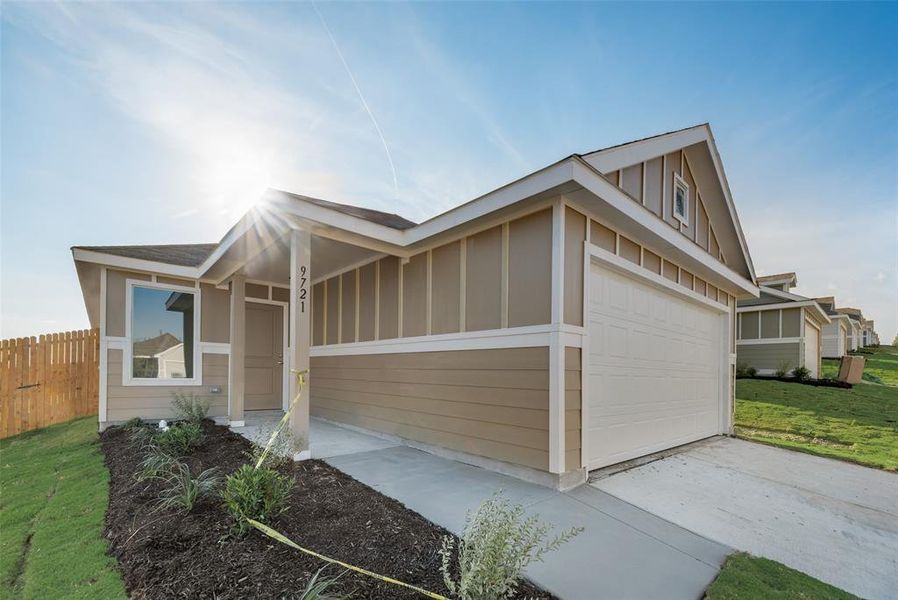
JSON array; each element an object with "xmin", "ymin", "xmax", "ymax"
[
  {"xmin": 271, "ymin": 190, "xmax": 417, "ymax": 230},
  {"xmin": 579, "ymin": 123, "xmax": 755, "ymax": 282},
  {"xmin": 757, "ymin": 272, "xmax": 797, "ymax": 288}
]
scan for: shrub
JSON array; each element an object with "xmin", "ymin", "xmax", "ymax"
[
  {"xmin": 299, "ymin": 567, "xmax": 346, "ymax": 600},
  {"xmin": 129, "ymin": 424, "xmax": 159, "ymax": 450},
  {"xmin": 735, "ymin": 364, "xmax": 758, "ymax": 378},
  {"xmin": 439, "ymin": 491, "xmax": 582, "ymax": 600},
  {"xmin": 774, "ymin": 361, "xmax": 791, "ymax": 378},
  {"xmin": 158, "ymin": 462, "xmax": 220, "ymax": 512},
  {"xmin": 792, "ymin": 366, "xmax": 811, "ymax": 381},
  {"xmin": 137, "ymin": 446, "xmax": 178, "ymax": 481},
  {"xmin": 221, "ymin": 464, "xmax": 294, "ymax": 534},
  {"xmin": 157, "ymin": 421, "xmax": 205, "ymax": 456},
  {"xmin": 172, "ymin": 392, "xmax": 211, "ymax": 424}
]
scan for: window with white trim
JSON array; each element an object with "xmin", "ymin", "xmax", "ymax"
[
  {"xmin": 127, "ymin": 281, "xmax": 199, "ymax": 383},
  {"xmin": 673, "ymin": 173, "xmax": 689, "ymax": 225}
]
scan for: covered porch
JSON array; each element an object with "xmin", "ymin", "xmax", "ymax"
[
  {"xmin": 201, "ymin": 190, "xmax": 414, "ymax": 460},
  {"xmin": 230, "ymin": 412, "xmax": 399, "ymax": 459}
]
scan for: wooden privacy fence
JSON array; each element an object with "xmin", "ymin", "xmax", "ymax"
[{"xmin": 0, "ymin": 329, "xmax": 99, "ymax": 438}]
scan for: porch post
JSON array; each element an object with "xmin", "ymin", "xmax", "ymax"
[
  {"xmin": 288, "ymin": 228, "xmax": 312, "ymax": 460},
  {"xmin": 228, "ymin": 275, "xmax": 246, "ymax": 426}
]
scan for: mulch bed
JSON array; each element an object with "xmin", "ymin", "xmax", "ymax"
[
  {"xmin": 100, "ymin": 422, "xmax": 553, "ymax": 599},
  {"xmin": 736, "ymin": 375, "xmax": 852, "ymax": 389}
]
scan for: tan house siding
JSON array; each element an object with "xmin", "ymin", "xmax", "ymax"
[
  {"xmin": 312, "ymin": 282, "xmax": 325, "ymax": 346},
  {"xmin": 737, "ymin": 343, "xmax": 800, "ymax": 372},
  {"xmin": 563, "ymin": 208, "xmax": 587, "ymax": 326},
  {"xmin": 431, "ymin": 241, "xmax": 461, "ymax": 335},
  {"xmin": 621, "ymin": 163, "xmax": 642, "ymax": 202},
  {"xmin": 377, "ymin": 257, "xmax": 400, "ymax": 340},
  {"xmin": 200, "ymin": 283, "xmax": 230, "ymax": 343},
  {"xmin": 644, "ymin": 157, "xmax": 663, "ymax": 216},
  {"xmin": 106, "ymin": 269, "xmax": 151, "ymax": 337},
  {"xmin": 509, "ymin": 209, "xmax": 553, "ymax": 327},
  {"xmin": 340, "ymin": 271, "xmax": 356, "ymax": 343},
  {"xmin": 761, "ymin": 311, "xmax": 779, "ymax": 338},
  {"xmin": 564, "ymin": 346, "xmax": 582, "ymax": 472},
  {"xmin": 106, "ymin": 349, "xmax": 228, "ymax": 422},
  {"xmin": 402, "ymin": 252, "xmax": 428, "ymax": 337},
  {"xmin": 465, "ymin": 226, "xmax": 503, "ymax": 332},
  {"xmin": 325, "ymin": 277, "xmax": 339, "ymax": 344},
  {"xmin": 310, "ymin": 347, "xmax": 551, "ymax": 470},
  {"xmin": 358, "ymin": 262, "xmax": 377, "ymax": 342}
]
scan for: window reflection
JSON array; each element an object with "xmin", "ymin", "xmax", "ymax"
[{"xmin": 131, "ymin": 286, "xmax": 195, "ymax": 379}]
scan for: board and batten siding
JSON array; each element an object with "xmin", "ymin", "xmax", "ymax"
[
  {"xmin": 309, "ymin": 348, "xmax": 551, "ymax": 470},
  {"xmin": 310, "ymin": 208, "xmax": 554, "ymax": 346},
  {"xmin": 601, "ymin": 147, "xmax": 727, "ymax": 266},
  {"xmin": 106, "ymin": 349, "xmax": 229, "ymax": 421}
]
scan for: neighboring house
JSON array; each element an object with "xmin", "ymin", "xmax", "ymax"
[
  {"xmin": 861, "ymin": 319, "xmax": 877, "ymax": 347},
  {"xmin": 815, "ymin": 297, "xmax": 852, "ymax": 358},
  {"xmin": 73, "ymin": 123, "xmax": 758, "ymax": 488},
  {"xmin": 736, "ymin": 272, "xmax": 830, "ymax": 378},
  {"xmin": 131, "ymin": 332, "xmax": 186, "ymax": 378},
  {"xmin": 837, "ymin": 308, "xmax": 864, "ymax": 350}
]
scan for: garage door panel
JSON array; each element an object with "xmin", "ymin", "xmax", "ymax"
[{"xmin": 587, "ymin": 262, "xmax": 723, "ymax": 469}]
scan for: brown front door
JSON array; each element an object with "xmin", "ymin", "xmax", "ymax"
[{"xmin": 244, "ymin": 302, "xmax": 284, "ymax": 410}]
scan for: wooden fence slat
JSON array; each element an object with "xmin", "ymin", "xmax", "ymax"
[{"xmin": 0, "ymin": 328, "xmax": 99, "ymax": 438}]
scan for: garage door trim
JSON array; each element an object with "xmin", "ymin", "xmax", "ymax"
[{"xmin": 581, "ymin": 244, "xmax": 732, "ymax": 470}]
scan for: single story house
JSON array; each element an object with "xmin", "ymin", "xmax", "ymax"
[
  {"xmin": 837, "ymin": 308, "xmax": 864, "ymax": 351},
  {"xmin": 735, "ymin": 272, "xmax": 830, "ymax": 378},
  {"xmin": 73, "ymin": 123, "xmax": 758, "ymax": 488},
  {"xmin": 815, "ymin": 297, "xmax": 852, "ymax": 359}
]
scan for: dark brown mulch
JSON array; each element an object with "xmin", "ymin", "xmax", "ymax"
[
  {"xmin": 736, "ymin": 375, "xmax": 852, "ymax": 389},
  {"xmin": 100, "ymin": 422, "xmax": 553, "ymax": 599}
]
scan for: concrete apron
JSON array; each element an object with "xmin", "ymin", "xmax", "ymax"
[{"xmin": 326, "ymin": 445, "xmax": 731, "ymax": 600}]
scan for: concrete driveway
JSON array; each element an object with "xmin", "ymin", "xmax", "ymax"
[
  {"xmin": 592, "ymin": 437, "xmax": 898, "ymax": 600},
  {"xmin": 327, "ymin": 444, "xmax": 730, "ymax": 600}
]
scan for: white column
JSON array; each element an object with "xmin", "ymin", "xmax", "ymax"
[
  {"xmin": 228, "ymin": 275, "xmax": 246, "ymax": 427},
  {"xmin": 289, "ymin": 229, "xmax": 312, "ymax": 461}
]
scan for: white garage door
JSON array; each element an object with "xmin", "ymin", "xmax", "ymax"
[
  {"xmin": 587, "ymin": 262, "xmax": 724, "ymax": 470},
  {"xmin": 804, "ymin": 321, "xmax": 819, "ymax": 378}
]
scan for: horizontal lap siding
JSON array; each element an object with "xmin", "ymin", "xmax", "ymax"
[
  {"xmin": 565, "ymin": 346, "xmax": 582, "ymax": 471},
  {"xmin": 736, "ymin": 343, "xmax": 800, "ymax": 372},
  {"xmin": 106, "ymin": 349, "xmax": 228, "ymax": 421},
  {"xmin": 310, "ymin": 347, "xmax": 550, "ymax": 470}
]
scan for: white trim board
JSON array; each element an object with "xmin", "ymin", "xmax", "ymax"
[
  {"xmin": 737, "ymin": 337, "xmax": 802, "ymax": 346},
  {"xmin": 309, "ymin": 323, "xmax": 584, "ymax": 357}
]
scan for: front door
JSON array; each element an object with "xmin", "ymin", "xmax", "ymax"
[{"xmin": 245, "ymin": 302, "xmax": 284, "ymax": 410}]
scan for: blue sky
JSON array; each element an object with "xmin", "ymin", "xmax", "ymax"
[{"xmin": 2, "ymin": 2, "xmax": 896, "ymax": 341}]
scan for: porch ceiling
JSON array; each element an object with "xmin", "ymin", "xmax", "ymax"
[{"xmin": 236, "ymin": 234, "xmax": 382, "ymax": 285}]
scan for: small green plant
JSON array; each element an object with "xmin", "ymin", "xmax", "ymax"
[
  {"xmin": 221, "ymin": 464, "xmax": 294, "ymax": 534},
  {"xmin": 157, "ymin": 421, "xmax": 205, "ymax": 455},
  {"xmin": 774, "ymin": 361, "xmax": 791, "ymax": 378},
  {"xmin": 792, "ymin": 366, "xmax": 811, "ymax": 381},
  {"xmin": 298, "ymin": 567, "xmax": 347, "ymax": 600},
  {"xmin": 735, "ymin": 364, "xmax": 758, "ymax": 378},
  {"xmin": 129, "ymin": 424, "xmax": 159, "ymax": 449},
  {"xmin": 137, "ymin": 445, "xmax": 178, "ymax": 481},
  {"xmin": 172, "ymin": 392, "xmax": 211, "ymax": 424},
  {"xmin": 439, "ymin": 491, "xmax": 582, "ymax": 600},
  {"xmin": 157, "ymin": 462, "xmax": 220, "ymax": 512}
]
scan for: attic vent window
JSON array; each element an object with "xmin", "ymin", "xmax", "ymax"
[{"xmin": 673, "ymin": 174, "xmax": 689, "ymax": 225}]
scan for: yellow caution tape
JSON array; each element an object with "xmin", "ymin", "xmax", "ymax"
[
  {"xmin": 254, "ymin": 369, "xmax": 307, "ymax": 470},
  {"xmin": 247, "ymin": 519, "xmax": 448, "ymax": 599}
]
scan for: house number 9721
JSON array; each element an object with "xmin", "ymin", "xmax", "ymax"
[{"xmin": 298, "ymin": 265, "xmax": 308, "ymax": 313}]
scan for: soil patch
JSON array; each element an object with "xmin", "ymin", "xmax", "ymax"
[{"xmin": 101, "ymin": 422, "xmax": 553, "ymax": 599}]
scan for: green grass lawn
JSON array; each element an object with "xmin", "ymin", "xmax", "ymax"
[
  {"xmin": 736, "ymin": 345, "xmax": 898, "ymax": 471},
  {"xmin": 820, "ymin": 344, "xmax": 898, "ymax": 386},
  {"xmin": 706, "ymin": 553, "xmax": 857, "ymax": 599},
  {"xmin": 0, "ymin": 417, "xmax": 126, "ymax": 599}
]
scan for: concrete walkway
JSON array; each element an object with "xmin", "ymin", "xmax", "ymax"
[
  {"xmin": 327, "ymin": 445, "xmax": 730, "ymax": 600},
  {"xmin": 592, "ymin": 437, "xmax": 898, "ymax": 600}
]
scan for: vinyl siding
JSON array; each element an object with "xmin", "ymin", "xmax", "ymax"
[
  {"xmin": 736, "ymin": 342, "xmax": 801, "ymax": 373},
  {"xmin": 106, "ymin": 349, "xmax": 228, "ymax": 421},
  {"xmin": 310, "ymin": 348, "xmax": 551, "ymax": 471}
]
